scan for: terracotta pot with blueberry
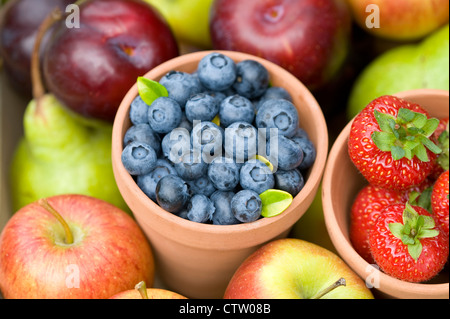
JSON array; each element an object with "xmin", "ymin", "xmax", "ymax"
[{"xmin": 112, "ymin": 51, "xmax": 328, "ymax": 299}]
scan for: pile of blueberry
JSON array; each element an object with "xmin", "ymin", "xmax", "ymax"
[{"xmin": 121, "ymin": 52, "xmax": 316, "ymax": 225}]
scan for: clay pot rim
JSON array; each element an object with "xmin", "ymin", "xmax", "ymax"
[
  {"xmin": 112, "ymin": 50, "xmax": 328, "ymax": 237},
  {"xmin": 322, "ymin": 88, "xmax": 449, "ymax": 299}
]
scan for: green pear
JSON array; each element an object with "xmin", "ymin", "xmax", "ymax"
[
  {"xmin": 9, "ymin": 94, "xmax": 129, "ymax": 213},
  {"xmin": 347, "ymin": 24, "xmax": 449, "ymax": 119}
]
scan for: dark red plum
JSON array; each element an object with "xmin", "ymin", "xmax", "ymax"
[{"xmin": 43, "ymin": 0, "xmax": 179, "ymax": 122}]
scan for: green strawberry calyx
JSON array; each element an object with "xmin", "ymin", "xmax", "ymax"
[
  {"xmin": 388, "ymin": 203, "xmax": 439, "ymax": 262},
  {"xmin": 371, "ymin": 108, "xmax": 442, "ymax": 162},
  {"xmin": 436, "ymin": 121, "xmax": 449, "ymax": 170}
]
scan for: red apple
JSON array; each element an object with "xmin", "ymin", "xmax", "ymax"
[
  {"xmin": 0, "ymin": 194, "xmax": 154, "ymax": 299},
  {"xmin": 0, "ymin": 0, "xmax": 73, "ymax": 96},
  {"xmin": 224, "ymin": 238, "xmax": 374, "ymax": 299},
  {"xmin": 346, "ymin": 0, "xmax": 449, "ymax": 41},
  {"xmin": 209, "ymin": 0, "xmax": 352, "ymax": 90},
  {"xmin": 43, "ymin": 0, "xmax": 179, "ymax": 122},
  {"xmin": 109, "ymin": 281, "xmax": 187, "ymax": 299}
]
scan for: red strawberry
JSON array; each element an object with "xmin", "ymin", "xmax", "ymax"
[
  {"xmin": 350, "ymin": 185, "xmax": 403, "ymax": 263},
  {"xmin": 369, "ymin": 203, "xmax": 448, "ymax": 283},
  {"xmin": 350, "ymin": 180, "xmax": 433, "ymax": 264},
  {"xmin": 348, "ymin": 95, "xmax": 442, "ymax": 191},
  {"xmin": 430, "ymin": 118, "xmax": 449, "ymax": 180},
  {"xmin": 431, "ymin": 170, "xmax": 449, "ymax": 237}
]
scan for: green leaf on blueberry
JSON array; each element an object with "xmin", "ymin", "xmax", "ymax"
[
  {"xmin": 260, "ymin": 189, "xmax": 293, "ymax": 218},
  {"xmin": 137, "ymin": 76, "xmax": 168, "ymax": 106}
]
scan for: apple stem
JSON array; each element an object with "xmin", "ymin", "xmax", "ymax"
[
  {"xmin": 135, "ymin": 281, "xmax": 149, "ymax": 299},
  {"xmin": 31, "ymin": 7, "xmax": 63, "ymax": 104},
  {"xmin": 38, "ymin": 198, "xmax": 74, "ymax": 245},
  {"xmin": 311, "ymin": 278, "xmax": 346, "ymax": 299}
]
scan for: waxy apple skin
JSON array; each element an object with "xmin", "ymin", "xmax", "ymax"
[
  {"xmin": 210, "ymin": 0, "xmax": 352, "ymax": 90},
  {"xmin": 0, "ymin": 194, "xmax": 154, "ymax": 299},
  {"xmin": 43, "ymin": 0, "xmax": 179, "ymax": 122},
  {"xmin": 346, "ymin": 0, "xmax": 449, "ymax": 41},
  {"xmin": 110, "ymin": 288, "xmax": 187, "ymax": 299},
  {"xmin": 224, "ymin": 238, "xmax": 374, "ymax": 299}
]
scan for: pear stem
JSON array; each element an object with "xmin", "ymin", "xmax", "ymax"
[
  {"xmin": 311, "ymin": 278, "xmax": 346, "ymax": 299},
  {"xmin": 135, "ymin": 281, "xmax": 149, "ymax": 299},
  {"xmin": 38, "ymin": 198, "xmax": 74, "ymax": 245},
  {"xmin": 31, "ymin": 7, "xmax": 63, "ymax": 102}
]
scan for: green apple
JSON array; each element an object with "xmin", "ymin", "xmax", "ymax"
[
  {"xmin": 224, "ymin": 238, "xmax": 374, "ymax": 299},
  {"xmin": 9, "ymin": 94, "xmax": 129, "ymax": 213},
  {"xmin": 143, "ymin": 0, "xmax": 214, "ymax": 49},
  {"xmin": 347, "ymin": 24, "xmax": 449, "ymax": 119},
  {"xmin": 346, "ymin": 0, "xmax": 449, "ymax": 41}
]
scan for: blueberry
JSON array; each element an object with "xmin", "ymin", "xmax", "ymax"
[
  {"xmin": 159, "ymin": 71, "xmax": 203, "ymax": 107},
  {"xmin": 129, "ymin": 96, "xmax": 150, "ymax": 125},
  {"xmin": 191, "ymin": 121, "xmax": 224, "ymax": 162},
  {"xmin": 186, "ymin": 194, "xmax": 215, "ymax": 223},
  {"xmin": 187, "ymin": 175, "xmax": 217, "ymax": 197},
  {"xmin": 155, "ymin": 174, "xmax": 191, "ymax": 213},
  {"xmin": 121, "ymin": 141, "xmax": 157, "ymax": 176},
  {"xmin": 204, "ymin": 90, "xmax": 227, "ymax": 106},
  {"xmin": 274, "ymin": 169, "xmax": 305, "ymax": 197},
  {"xmin": 240, "ymin": 159, "xmax": 275, "ymax": 194},
  {"xmin": 123, "ymin": 124, "xmax": 161, "ymax": 155},
  {"xmin": 161, "ymin": 128, "xmax": 191, "ymax": 163},
  {"xmin": 219, "ymin": 95, "xmax": 255, "ymax": 127},
  {"xmin": 267, "ymin": 134, "xmax": 304, "ymax": 171},
  {"xmin": 148, "ymin": 97, "xmax": 182, "ymax": 134},
  {"xmin": 232, "ymin": 60, "xmax": 269, "ymax": 99},
  {"xmin": 210, "ymin": 191, "xmax": 240, "ymax": 225},
  {"xmin": 231, "ymin": 190, "xmax": 262, "ymax": 223},
  {"xmin": 224, "ymin": 122, "xmax": 259, "ymax": 164},
  {"xmin": 292, "ymin": 136, "xmax": 316, "ymax": 171},
  {"xmin": 197, "ymin": 52, "xmax": 237, "ymax": 91},
  {"xmin": 207, "ymin": 156, "xmax": 240, "ymax": 191},
  {"xmin": 178, "ymin": 113, "xmax": 193, "ymax": 132},
  {"xmin": 173, "ymin": 151, "xmax": 208, "ymax": 181},
  {"xmin": 185, "ymin": 93, "xmax": 219, "ymax": 123},
  {"xmin": 255, "ymin": 99, "xmax": 299, "ymax": 138},
  {"xmin": 137, "ymin": 159, "xmax": 177, "ymax": 201},
  {"xmin": 255, "ymin": 86, "xmax": 293, "ymax": 111}
]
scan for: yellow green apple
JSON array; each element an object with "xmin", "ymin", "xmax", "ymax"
[
  {"xmin": 347, "ymin": 24, "xmax": 449, "ymax": 119},
  {"xmin": 143, "ymin": 0, "xmax": 214, "ymax": 49},
  {"xmin": 346, "ymin": 0, "xmax": 449, "ymax": 41},
  {"xmin": 224, "ymin": 238, "xmax": 374, "ymax": 299},
  {"xmin": 109, "ymin": 281, "xmax": 187, "ymax": 299}
]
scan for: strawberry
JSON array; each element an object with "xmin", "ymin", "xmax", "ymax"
[
  {"xmin": 350, "ymin": 180, "xmax": 433, "ymax": 264},
  {"xmin": 348, "ymin": 95, "xmax": 442, "ymax": 191},
  {"xmin": 431, "ymin": 170, "xmax": 449, "ymax": 237},
  {"xmin": 350, "ymin": 184, "xmax": 403, "ymax": 263},
  {"xmin": 430, "ymin": 118, "xmax": 449, "ymax": 180},
  {"xmin": 369, "ymin": 203, "xmax": 448, "ymax": 283}
]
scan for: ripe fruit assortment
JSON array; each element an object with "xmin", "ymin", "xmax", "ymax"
[
  {"xmin": 348, "ymin": 95, "xmax": 449, "ymax": 283},
  {"xmin": 121, "ymin": 52, "xmax": 316, "ymax": 225}
]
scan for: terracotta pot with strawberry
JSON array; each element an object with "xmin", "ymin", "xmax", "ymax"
[{"xmin": 323, "ymin": 89, "xmax": 449, "ymax": 299}]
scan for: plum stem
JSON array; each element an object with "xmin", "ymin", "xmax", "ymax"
[
  {"xmin": 31, "ymin": 7, "xmax": 63, "ymax": 103},
  {"xmin": 38, "ymin": 198, "xmax": 74, "ymax": 245},
  {"xmin": 311, "ymin": 277, "xmax": 346, "ymax": 299},
  {"xmin": 135, "ymin": 281, "xmax": 149, "ymax": 299}
]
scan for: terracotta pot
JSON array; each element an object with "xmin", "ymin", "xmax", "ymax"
[
  {"xmin": 322, "ymin": 89, "xmax": 449, "ymax": 299},
  {"xmin": 111, "ymin": 50, "xmax": 328, "ymax": 299}
]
